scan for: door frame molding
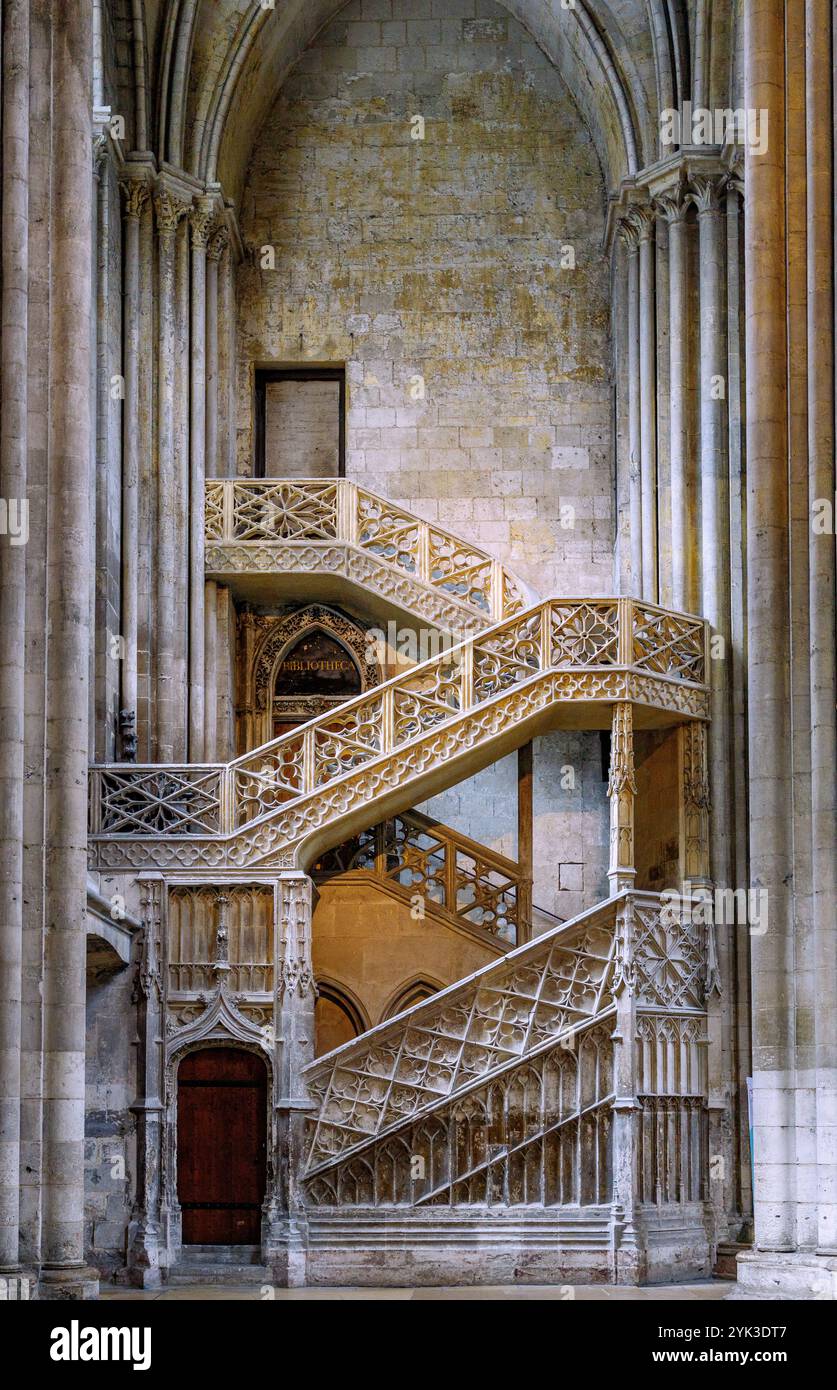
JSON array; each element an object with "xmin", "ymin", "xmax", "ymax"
[
  {"xmin": 254, "ymin": 365, "xmax": 346, "ymax": 478},
  {"xmin": 175, "ymin": 1044, "xmax": 269, "ymax": 1245}
]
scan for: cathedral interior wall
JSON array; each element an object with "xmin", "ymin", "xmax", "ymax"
[{"xmin": 235, "ymin": 0, "xmax": 615, "ymax": 598}]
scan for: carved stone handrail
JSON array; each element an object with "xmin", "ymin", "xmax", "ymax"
[
  {"xmin": 88, "ymin": 598, "xmax": 708, "ymax": 870},
  {"xmin": 303, "ymin": 894, "xmax": 621, "ymax": 1176},
  {"xmin": 205, "ymin": 477, "xmax": 534, "ymax": 625},
  {"xmin": 300, "ymin": 889, "xmax": 708, "ymax": 1192},
  {"xmin": 313, "ymin": 808, "xmax": 524, "ymax": 945}
]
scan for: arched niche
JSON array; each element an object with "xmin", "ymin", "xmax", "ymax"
[
  {"xmin": 381, "ymin": 976, "xmax": 444, "ymax": 1024},
  {"xmin": 237, "ymin": 604, "xmax": 382, "ymax": 751},
  {"xmin": 314, "ymin": 979, "xmax": 370, "ymax": 1058}
]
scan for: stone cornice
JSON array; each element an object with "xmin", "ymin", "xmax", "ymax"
[{"xmin": 604, "ymin": 147, "xmax": 730, "ymax": 253}]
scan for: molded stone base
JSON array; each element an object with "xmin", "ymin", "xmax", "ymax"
[
  {"xmin": 729, "ymin": 1250, "xmax": 837, "ymax": 1301},
  {"xmin": 38, "ymin": 1265, "xmax": 101, "ymax": 1300},
  {"xmin": 303, "ymin": 1208, "xmax": 711, "ymax": 1288}
]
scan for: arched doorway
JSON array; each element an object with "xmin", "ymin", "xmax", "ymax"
[
  {"xmin": 272, "ymin": 627, "xmax": 362, "ymax": 737},
  {"xmin": 177, "ymin": 1047, "xmax": 267, "ymax": 1245}
]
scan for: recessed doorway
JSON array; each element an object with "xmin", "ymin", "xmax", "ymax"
[
  {"xmin": 176, "ymin": 1046, "xmax": 267, "ymax": 1245},
  {"xmin": 255, "ymin": 367, "xmax": 345, "ymax": 478}
]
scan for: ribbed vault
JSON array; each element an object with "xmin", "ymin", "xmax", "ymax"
[{"xmin": 139, "ymin": 0, "xmax": 734, "ymax": 207}]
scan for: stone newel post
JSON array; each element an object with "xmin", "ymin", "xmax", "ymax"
[
  {"xmin": 608, "ymin": 702, "xmax": 637, "ymax": 895},
  {"xmin": 609, "ymin": 894, "xmax": 644, "ymax": 1283},
  {"xmin": 270, "ymin": 874, "xmax": 317, "ymax": 1286}
]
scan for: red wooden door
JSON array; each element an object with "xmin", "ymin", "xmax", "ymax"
[{"xmin": 177, "ymin": 1047, "xmax": 267, "ymax": 1245}]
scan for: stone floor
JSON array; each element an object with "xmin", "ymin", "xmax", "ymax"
[{"xmin": 101, "ymin": 1281, "xmax": 733, "ymax": 1301}]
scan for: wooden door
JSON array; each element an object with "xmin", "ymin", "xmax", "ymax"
[{"xmin": 177, "ymin": 1047, "xmax": 267, "ymax": 1245}]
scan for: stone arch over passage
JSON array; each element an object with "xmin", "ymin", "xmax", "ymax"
[
  {"xmin": 315, "ymin": 979, "xmax": 370, "ymax": 1057},
  {"xmin": 176, "ymin": 1046, "xmax": 268, "ymax": 1245}
]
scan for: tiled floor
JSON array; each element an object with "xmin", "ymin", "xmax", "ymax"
[{"xmin": 101, "ymin": 1280, "xmax": 733, "ymax": 1301}]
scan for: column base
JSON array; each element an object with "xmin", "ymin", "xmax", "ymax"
[
  {"xmin": 266, "ymin": 1215, "xmax": 309, "ymax": 1289},
  {"xmin": 727, "ymin": 1249, "xmax": 837, "ymax": 1301},
  {"xmin": 125, "ymin": 1218, "xmax": 165, "ymax": 1288},
  {"xmin": 38, "ymin": 1264, "xmax": 101, "ymax": 1300},
  {"xmin": 609, "ymin": 1203, "xmax": 646, "ymax": 1285},
  {"xmin": 0, "ymin": 1267, "xmax": 38, "ymax": 1301}
]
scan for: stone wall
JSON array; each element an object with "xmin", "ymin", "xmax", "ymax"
[
  {"xmin": 312, "ymin": 875, "xmax": 501, "ymax": 1031},
  {"xmin": 264, "ymin": 378, "xmax": 342, "ymax": 476},
  {"xmin": 237, "ymin": 0, "xmax": 614, "ymax": 597},
  {"xmin": 84, "ymin": 967, "xmax": 136, "ymax": 1279},
  {"xmin": 421, "ymin": 730, "xmax": 610, "ymax": 927}
]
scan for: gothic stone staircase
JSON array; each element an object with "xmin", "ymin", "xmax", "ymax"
[{"xmin": 89, "ymin": 482, "xmax": 713, "ymax": 1287}]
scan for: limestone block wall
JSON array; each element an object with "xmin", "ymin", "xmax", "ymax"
[
  {"xmin": 421, "ymin": 730, "xmax": 610, "ymax": 926},
  {"xmin": 312, "ymin": 877, "xmax": 501, "ymax": 1033},
  {"xmin": 84, "ymin": 968, "xmax": 136, "ymax": 1279},
  {"xmin": 264, "ymin": 378, "xmax": 342, "ymax": 477},
  {"xmin": 236, "ymin": 0, "xmax": 614, "ymax": 597}
]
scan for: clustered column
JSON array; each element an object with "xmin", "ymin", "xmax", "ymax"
[
  {"xmin": 40, "ymin": 0, "xmax": 99, "ymax": 1298},
  {"xmin": 188, "ymin": 200, "xmax": 215, "ymax": 762},
  {"xmin": 154, "ymin": 189, "xmax": 190, "ymax": 763},
  {"xmin": 0, "ymin": 0, "xmax": 30, "ymax": 1279},
  {"xmin": 119, "ymin": 177, "xmax": 151, "ymax": 761}
]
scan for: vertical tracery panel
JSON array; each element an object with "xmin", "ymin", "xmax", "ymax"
[{"xmin": 167, "ymin": 885, "xmax": 274, "ymax": 994}]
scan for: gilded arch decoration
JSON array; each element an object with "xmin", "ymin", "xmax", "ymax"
[{"xmin": 238, "ymin": 604, "xmax": 383, "ymax": 751}]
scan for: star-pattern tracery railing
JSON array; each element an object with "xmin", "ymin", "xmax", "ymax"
[
  {"xmin": 205, "ymin": 478, "xmax": 532, "ymax": 623},
  {"xmin": 313, "ymin": 809, "xmax": 523, "ymax": 944},
  {"xmin": 88, "ymin": 599, "xmax": 707, "ymax": 866}
]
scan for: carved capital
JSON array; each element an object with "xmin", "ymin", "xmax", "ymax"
[
  {"xmin": 190, "ymin": 200, "xmax": 215, "ymax": 251},
  {"xmin": 617, "ymin": 215, "xmax": 640, "ymax": 253},
  {"xmin": 688, "ymin": 174, "xmax": 725, "ymax": 217},
  {"xmin": 121, "ymin": 178, "xmax": 150, "ymax": 221},
  {"xmin": 154, "ymin": 189, "xmax": 190, "ymax": 240},
  {"xmin": 207, "ymin": 225, "xmax": 229, "ymax": 262},
  {"xmin": 654, "ymin": 188, "xmax": 690, "ymax": 225},
  {"xmin": 624, "ymin": 205, "xmax": 656, "ymax": 245}
]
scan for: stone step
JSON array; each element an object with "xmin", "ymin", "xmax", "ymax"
[
  {"xmin": 714, "ymin": 1241, "xmax": 750, "ymax": 1280},
  {"xmin": 168, "ymin": 1245, "xmax": 269, "ymax": 1286}
]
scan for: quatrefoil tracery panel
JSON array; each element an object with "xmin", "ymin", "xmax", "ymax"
[
  {"xmin": 303, "ymin": 914, "xmax": 617, "ymax": 1174},
  {"xmin": 472, "ymin": 610, "xmax": 542, "ymax": 700},
  {"xmin": 313, "ymin": 697, "xmax": 385, "ymax": 784},
  {"xmin": 356, "ymin": 491, "xmax": 422, "ymax": 573}
]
